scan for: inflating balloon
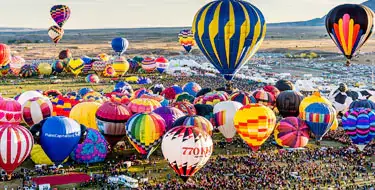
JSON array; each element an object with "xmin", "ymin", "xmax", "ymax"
[
  {"xmin": 85, "ymin": 74, "xmax": 100, "ymax": 84},
  {"xmin": 252, "ymin": 90, "xmax": 275, "ymax": 109},
  {"xmin": 125, "ymin": 113, "xmax": 166, "ymax": 158},
  {"xmin": 31, "ymin": 144, "xmax": 67, "ymax": 165},
  {"xmin": 234, "ymin": 104, "xmax": 276, "ymax": 151},
  {"xmin": 172, "ymin": 101, "xmax": 196, "ymax": 115},
  {"xmin": 182, "ymin": 82, "xmax": 201, "ymax": 97},
  {"xmin": 201, "ymin": 91, "xmax": 229, "ymax": 106},
  {"xmin": 162, "ymin": 125, "xmax": 213, "ymax": 182},
  {"xmin": 112, "ymin": 56, "xmax": 129, "ymax": 77},
  {"xmin": 10, "ymin": 56, "xmax": 25, "ymax": 76},
  {"xmin": 349, "ymin": 99, "xmax": 375, "ymax": 109},
  {"xmin": 0, "ymin": 124, "xmax": 33, "ymax": 178},
  {"xmin": 68, "ymin": 58, "xmax": 84, "ymax": 76},
  {"xmin": 52, "ymin": 60, "xmax": 65, "ymax": 74},
  {"xmin": 155, "ymin": 56, "xmax": 169, "ymax": 74},
  {"xmin": 230, "ymin": 91, "xmax": 257, "ymax": 105},
  {"xmin": 70, "ymin": 129, "xmax": 108, "ymax": 164},
  {"xmin": 127, "ymin": 98, "xmax": 161, "ymax": 114},
  {"xmin": 37, "ymin": 63, "xmax": 53, "ymax": 76},
  {"xmin": 326, "ymin": 4, "xmax": 374, "ymax": 66},
  {"xmin": 276, "ymin": 90, "xmax": 304, "ymax": 117},
  {"xmin": 275, "ymin": 80, "xmax": 295, "ymax": 92},
  {"xmin": 141, "ymin": 57, "xmax": 157, "ymax": 73},
  {"xmin": 20, "ymin": 64, "xmax": 38, "ymax": 78},
  {"xmin": 192, "ymin": 0, "xmax": 266, "ymax": 82}
]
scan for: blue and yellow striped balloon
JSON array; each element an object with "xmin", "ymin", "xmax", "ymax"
[
  {"xmin": 192, "ymin": 0, "xmax": 266, "ymax": 81},
  {"xmin": 302, "ymin": 103, "xmax": 335, "ymax": 140}
]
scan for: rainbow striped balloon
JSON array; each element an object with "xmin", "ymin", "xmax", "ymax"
[
  {"xmin": 172, "ymin": 115, "xmax": 214, "ymax": 136},
  {"xmin": 125, "ymin": 113, "xmax": 166, "ymax": 158}
]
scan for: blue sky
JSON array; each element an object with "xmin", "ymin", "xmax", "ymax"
[{"xmin": 0, "ymin": 0, "xmax": 365, "ymax": 29}]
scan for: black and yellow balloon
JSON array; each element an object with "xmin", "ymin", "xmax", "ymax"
[
  {"xmin": 326, "ymin": 4, "xmax": 375, "ymax": 66},
  {"xmin": 192, "ymin": 0, "xmax": 266, "ymax": 81}
]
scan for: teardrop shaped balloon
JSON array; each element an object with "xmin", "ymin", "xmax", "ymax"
[
  {"xmin": 50, "ymin": 5, "xmax": 71, "ymax": 27},
  {"xmin": 178, "ymin": 29, "xmax": 195, "ymax": 53},
  {"xmin": 325, "ymin": 4, "xmax": 374, "ymax": 66},
  {"xmin": 192, "ymin": 0, "xmax": 266, "ymax": 81},
  {"xmin": 48, "ymin": 25, "xmax": 64, "ymax": 44},
  {"xmin": 111, "ymin": 37, "xmax": 129, "ymax": 55}
]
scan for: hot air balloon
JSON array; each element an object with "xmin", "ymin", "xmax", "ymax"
[
  {"xmin": 141, "ymin": 57, "xmax": 157, "ymax": 73},
  {"xmin": 70, "ymin": 102, "xmax": 101, "ymax": 130},
  {"xmin": 178, "ymin": 29, "xmax": 195, "ymax": 53},
  {"xmin": 137, "ymin": 76, "xmax": 152, "ymax": 85},
  {"xmin": 85, "ymin": 74, "xmax": 100, "ymax": 84},
  {"xmin": 153, "ymin": 106, "xmax": 185, "ymax": 131},
  {"xmin": 155, "ymin": 56, "xmax": 169, "ymax": 74},
  {"xmin": 59, "ymin": 49, "xmax": 72, "ymax": 60},
  {"xmin": 96, "ymin": 102, "xmax": 132, "ymax": 147},
  {"xmin": 21, "ymin": 97, "xmax": 53, "ymax": 127},
  {"xmin": 125, "ymin": 112, "xmax": 166, "ymax": 158},
  {"xmin": 37, "ymin": 62, "xmax": 53, "ymax": 76},
  {"xmin": 78, "ymin": 88, "xmax": 93, "ymax": 97},
  {"xmin": 43, "ymin": 90, "xmax": 62, "ymax": 98},
  {"xmin": 17, "ymin": 91, "xmax": 44, "ymax": 106},
  {"xmin": 233, "ymin": 104, "xmax": 276, "ymax": 151},
  {"xmin": 30, "ymin": 144, "xmax": 67, "ymax": 165},
  {"xmin": 97, "ymin": 53, "xmax": 110, "ymax": 62},
  {"xmin": 0, "ymin": 64, "xmax": 9, "ymax": 76},
  {"xmin": 68, "ymin": 58, "xmax": 84, "ymax": 76},
  {"xmin": 103, "ymin": 64, "xmax": 116, "ymax": 77},
  {"xmin": 0, "ymin": 98, "xmax": 22, "ymax": 125},
  {"xmin": 149, "ymin": 84, "xmax": 165, "ymax": 95},
  {"xmin": 20, "ymin": 64, "xmax": 38, "ymax": 78},
  {"xmin": 48, "ymin": 25, "xmax": 64, "ymax": 44},
  {"xmin": 274, "ymin": 117, "xmax": 310, "ymax": 148},
  {"xmin": 111, "ymin": 37, "xmax": 129, "ymax": 55},
  {"xmin": 127, "ymin": 98, "xmax": 161, "ymax": 114},
  {"xmin": 133, "ymin": 88, "xmax": 151, "ymax": 99},
  {"xmin": 172, "ymin": 115, "xmax": 214, "ymax": 135},
  {"xmin": 162, "ymin": 125, "xmax": 213, "ymax": 182},
  {"xmin": 92, "ymin": 61, "xmax": 107, "ymax": 74},
  {"xmin": 263, "ymin": 85, "xmax": 280, "ymax": 98},
  {"xmin": 50, "ymin": 5, "xmax": 71, "ymax": 27},
  {"xmin": 10, "ymin": 56, "xmax": 25, "ymax": 76},
  {"xmin": 349, "ymin": 99, "xmax": 375, "ymax": 109},
  {"xmin": 213, "ymin": 101, "xmax": 243, "ymax": 142},
  {"xmin": 52, "ymin": 60, "xmax": 64, "ymax": 74},
  {"xmin": 201, "ymin": 91, "xmax": 229, "ymax": 106},
  {"xmin": 70, "ymin": 129, "xmax": 108, "ymax": 164},
  {"xmin": 301, "ymin": 103, "xmax": 335, "ymax": 141},
  {"xmin": 192, "ymin": 0, "xmax": 266, "ymax": 84},
  {"xmin": 276, "ymin": 90, "xmax": 304, "ymax": 117},
  {"xmin": 31, "ymin": 116, "xmax": 81, "ymax": 165},
  {"xmin": 172, "ymin": 101, "xmax": 197, "ymax": 115},
  {"xmin": 175, "ymin": 93, "xmax": 194, "ymax": 103},
  {"xmin": 326, "ymin": 4, "xmax": 375, "ymax": 66},
  {"xmin": 230, "ymin": 91, "xmax": 257, "ymax": 105},
  {"xmin": 50, "ymin": 95, "xmax": 79, "ymax": 117},
  {"xmin": 182, "ymin": 82, "xmax": 202, "ymax": 97},
  {"xmin": 112, "ymin": 56, "xmax": 129, "ymax": 77},
  {"xmin": 299, "ymin": 92, "xmax": 331, "ymax": 117},
  {"xmin": 194, "ymin": 104, "xmax": 215, "ymax": 125},
  {"xmin": 252, "ymin": 90, "xmax": 276, "ymax": 109},
  {"xmin": 0, "ymin": 124, "xmax": 33, "ymax": 178},
  {"xmin": 275, "ymin": 80, "xmax": 295, "ymax": 92},
  {"xmin": 0, "ymin": 44, "xmax": 11, "ymax": 67},
  {"xmin": 342, "ymin": 108, "xmax": 375, "ymax": 151}
]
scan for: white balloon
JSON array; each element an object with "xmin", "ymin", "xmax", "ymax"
[
  {"xmin": 161, "ymin": 126, "xmax": 213, "ymax": 182},
  {"xmin": 17, "ymin": 91, "xmax": 44, "ymax": 106},
  {"xmin": 213, "ymin": 101, "xmax": 243, "ymax": 142}
]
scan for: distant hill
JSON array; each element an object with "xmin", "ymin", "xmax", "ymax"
[{"xmin": 269, "ymin": 0, "xmax": 375, "ymax": 26}]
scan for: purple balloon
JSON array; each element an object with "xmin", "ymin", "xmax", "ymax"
[{"xmin": 152, "ymin": 106, "xmax": 185, "ymax": 131}]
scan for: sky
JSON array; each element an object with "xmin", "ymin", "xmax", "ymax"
[{"xmin": 0, "ymin": 0, "xmax": 366, "ymax": 29}]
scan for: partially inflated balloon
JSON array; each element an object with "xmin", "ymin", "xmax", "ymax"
[
  {"xmin": 276, "ymin": 90, "xmax": 304, "ymax": 117},
  {"xmin": 162, "ymin": 125, "xmax": 213, "ymax": 182},
  {"xmin": 111, "ymin": 37, "xmax": 129, "ymax": 55},
  {"xmin": 48, "ymin": 26, "xmax": 64, "ymax": 44},
  {"xmin": 21, "ymin": 97, "xmax": 53, "ymax": 127},
  {"xmin": 68, "ymin": 58, "xmax": 84, "ymax": 76},
  {"xmin": 172, "ymin": 115, "xmax": 213, "ymax": 135},
  {"xmin": 234, "ymin": 104, "xmax": 276, "ymax": 151},
  {"xmin": 70, "ymin": 129, "xmax": 108, "ymax": 164},
  {"xmin": 155, "ymin": 56, "xmax": 169, "ymax": 74},
  {"xmin": 30, "ymin": 144, "xmax": 67, "ymax": 165},
  {"xmin": 153, "ymin": 106, "xmax": 185, "ymax": 131},
  {"xmin": 0, "ymin": 98, "xmax": 22, "ymax": 125},
  {"xmin": 38, "ymin": 63, "xmax": 52, "ymax": 75},
  {"xmin": 126, "ymin": 113, "xmax": 166, "ymax": 158},
  {"xmin": 50, "ymin": 5, "xmax": 71, "ymax": 27},
  {"xmin": 141, "ymin": 57, "xmax": 157, "ymax": 73},
  {"xmin": 192, "ymin": 0, "xmax": 266, "ymax": 81},
  {"xmin": 326, "ymin": 4, "xmax": 374, "ymax": 66}
]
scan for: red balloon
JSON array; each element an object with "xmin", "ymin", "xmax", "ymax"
[{"xmin": 0, "ymin": 44, "xmax": 11, "ymax": 67}]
